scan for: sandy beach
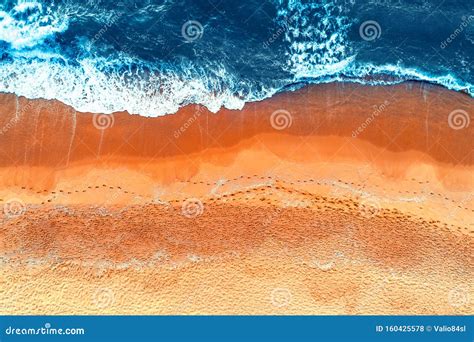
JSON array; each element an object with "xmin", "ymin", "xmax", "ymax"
[{"xmin": 0, "ymin": 82, "xmax": 472, "ymax": 314}]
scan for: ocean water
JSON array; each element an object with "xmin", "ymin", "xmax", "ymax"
[{"xmin": 0, "ymin": 0, "xmax": 472, "ymax": 116}]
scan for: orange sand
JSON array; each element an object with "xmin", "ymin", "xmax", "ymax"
[{"xmin": 0, "ymin": 82, "xmax": 472, "ymax": 314}]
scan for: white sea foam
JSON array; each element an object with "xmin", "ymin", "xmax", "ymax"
[
  {"xmin": 274, "ymin": 0, "xmax": 473, "ymax": 95},
  {"xmin": 0, "ymin": 56, "xmax": 267, "ymax": 116},
  {"xmin": 291, "ymin": 62, "xmax": 473, "ymax": 95},
  {"xmin": 0, "ymin": 1, "xmax": 270, "ymax": 116},
  {"xmin": 276, "ymin": 0, "xmax": 354, "ymax": 79},
  {"xmin": 0, "ymin": 1, "xmax": 68, "ymax": 49},
  {"xmin": 342, "ymin": 62, "xmax": 473, "ymax": 94}
]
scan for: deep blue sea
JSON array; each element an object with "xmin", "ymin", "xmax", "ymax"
[{"xmin": 0, "ymin": 0, "xmax": 473, "ymax": 116}]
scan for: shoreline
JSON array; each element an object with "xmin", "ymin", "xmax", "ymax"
[{"xmin": 1, "ymin": 76, "xmax": 472, "ymax": 118}]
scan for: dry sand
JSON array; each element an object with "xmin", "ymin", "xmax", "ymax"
[{"xmin": 0, "ymin": 82, "xmax": 472, "ymax": 314}]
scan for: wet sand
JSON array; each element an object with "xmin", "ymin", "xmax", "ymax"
[{"xmin": 0, "ymin": 82, "xmax": 472, "ymax": 314}]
